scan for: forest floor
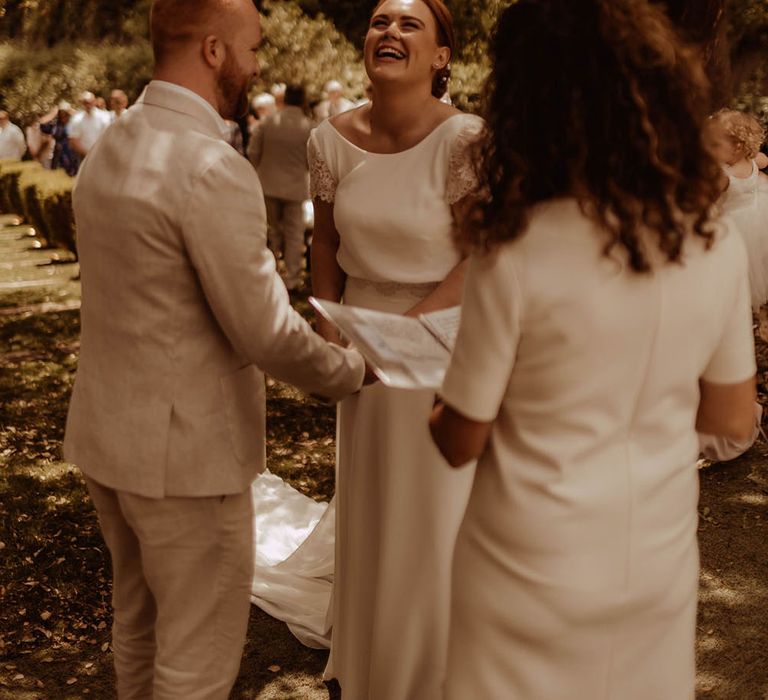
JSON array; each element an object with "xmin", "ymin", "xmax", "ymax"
[{"xmin": 0, "ymin": 216, "xmax": 766, "ymax": 699}]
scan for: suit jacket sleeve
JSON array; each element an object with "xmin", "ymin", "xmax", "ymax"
[{"xmin": 180, "ymin": 149, "xmax": 364, "ymax": 401}]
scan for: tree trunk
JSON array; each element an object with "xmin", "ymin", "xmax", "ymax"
[
  {"xmin": 0, "ymin": 0, "xmax": 27, "ymax": 39},
  {"xmin": 660, "ymin": 0, "xmax": 733, "ymax": 105}
]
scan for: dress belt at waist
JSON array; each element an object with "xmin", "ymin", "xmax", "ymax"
[{"xmin": 345, "ymin": 276, "xmax": 440, "ymax": 298}]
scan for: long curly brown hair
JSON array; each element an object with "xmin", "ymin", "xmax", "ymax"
[{"xmin": 463, "ymin": 0, "xmax": 723, "ymax": 272}]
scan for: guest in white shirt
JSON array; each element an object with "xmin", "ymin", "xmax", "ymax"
[
  {"xmin": 69, "ymin": 91, "xmax": 111, "ymax": 157},
  {"xmin": 313, "ymin": 79, "xmax": 354, "ymax": 121},
  {"xmin": 109, "ymin": 89, "xmax": 130, "ymax": 122},
  {"xmin": 0, "ymin": 110, "xmax": 27, "ymax": 160},
  {"xmin": 248, "ymin": 84, "xmax": 313, "ymax": 290}
]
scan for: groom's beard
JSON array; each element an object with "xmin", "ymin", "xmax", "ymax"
[{"xmin": 217, "ymin": 52, "xmax": 250, "ymax": 121}]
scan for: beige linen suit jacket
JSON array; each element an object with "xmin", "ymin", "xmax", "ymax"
[
  {"xmin": 247, "ymin": 106, "xmax": 313, "ymax": 202},
  {"xmin": 64, "ymin": 82, "xmax": 364, "ymax": 499}
]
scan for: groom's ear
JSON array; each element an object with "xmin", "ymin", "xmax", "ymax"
[{"xmin": 202, "ymin": 34, "xmax": 226, "ymax": 69}]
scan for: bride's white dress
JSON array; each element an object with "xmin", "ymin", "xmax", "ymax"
[
  {"xmin": 250, "ymin": 472, "xmax": 335, "ymax": 649},
  {"xmin": 250, "ymin": 111, "xmax": 484, "ymax": 698}
]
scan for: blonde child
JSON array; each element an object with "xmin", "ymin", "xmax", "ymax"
[{"xmin": 707, "ymin": 109, "xmax": 768, "ymax": 309}]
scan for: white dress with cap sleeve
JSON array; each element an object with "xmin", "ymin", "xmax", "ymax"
[
  {"xmin": 307, "ymin": 112, "xmax": 481, "ymax": 700},
  {"xmin": 721, "ymin": 159, "xmax": 768, "ymax": 308}
]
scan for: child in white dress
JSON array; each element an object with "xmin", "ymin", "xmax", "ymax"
[
  {"xmin": 707, "ymin": 109, "xmax": 768, "ymax": 310},
  {"xmin": 698, "ymin": 111, "xmax": 768, "ymax": 464}
]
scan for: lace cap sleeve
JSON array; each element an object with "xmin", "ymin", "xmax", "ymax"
[
  {"xmin": 308, "ymin": 131, "xmax": 338, "ymax": 203},
  {"xmin": 446, "ymin": 115, "xmax": 484, "ymax": 205}
]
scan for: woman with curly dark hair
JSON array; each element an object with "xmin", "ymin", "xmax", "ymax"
[{"xmin": 429, "ymin": 1, "xmax": 757, "ymax": 697}]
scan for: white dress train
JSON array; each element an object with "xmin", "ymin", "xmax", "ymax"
[{"xmin": 250, "ymin": 472, "xmax": 335, "ymax": 649}]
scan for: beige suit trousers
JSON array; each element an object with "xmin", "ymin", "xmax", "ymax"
[
  {"xmin": 85, "ymin": 476, "xmax": 253, "ymax": 699},
  {"xmin": 265, "ymin": 196, "xmax": 305, "ymax": 289}
]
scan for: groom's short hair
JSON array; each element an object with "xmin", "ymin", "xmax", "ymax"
[{"xmin": 150, "ymin": 0, "xmax": 255, "ymax": 64}]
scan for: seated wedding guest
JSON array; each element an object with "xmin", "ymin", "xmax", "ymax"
[
  {"xmin": 25, "ymin": 112, "xmax": 54, "ymax": 168},
  {"xmin": 313, "ymin": 79, "xmax": 354, "ymax": 121},
  {"xmin": 109, "ymin": 89, "xmax": 130, "ymax": 121},
  {"xmin": 69, "ymin": 90, "xmax": 111, "ymax": 158},
  {"xmin": 64, "ymin": 0, "xmax": 365, "ymax": 698},
  {"xmin": 248, "ymin": 84, "xmax": 313, "ymax": 290},
  {"xmin": 429, "ymin": 2, "xmax": 757, "ymax": 699},
  {"xmin": 0, "ymin": 110, "xmax": 27, "ymax": 160},
  {"xmin": 40, "ymin": 102, "xmax": 79, "ymax": 176}
]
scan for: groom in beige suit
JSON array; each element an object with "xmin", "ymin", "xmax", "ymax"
[{"xmin": 63, "ymin": 1, "xmax": 364, "ymax": 697}]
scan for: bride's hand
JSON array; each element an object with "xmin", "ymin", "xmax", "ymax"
[{"xmin": 317, "ymin": 317, "xmax": 345, "ymax": 346}]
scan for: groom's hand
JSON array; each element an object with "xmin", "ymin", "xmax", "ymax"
[{"xmin": 363, "ymin": 363, "xmax": 379, "ymax": 386}]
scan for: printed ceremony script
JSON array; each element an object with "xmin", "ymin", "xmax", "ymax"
[{"xmin": 310, "ymin": 298, "xmax": 461, "ymax": 390}]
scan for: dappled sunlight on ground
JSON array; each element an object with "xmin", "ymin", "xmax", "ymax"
[
  {"xmin": 249, "ymin": 673, "xmax": 328, "ymax": 700},
  {"xmin": 696, "ymin": 445, "xmax": 768, "ymax": 698},
  {"xmin": 2, "ymin": 215, "xmax": 767, "ymax": 698}
]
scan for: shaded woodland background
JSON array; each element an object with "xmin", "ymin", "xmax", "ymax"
[{"xmin": 0, "ymin": 0, "xmax": 766, "ymax": 124}]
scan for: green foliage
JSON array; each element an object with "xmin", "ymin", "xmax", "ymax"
[
  {"xmin": 18, "ymin": 168, "xmax": 51, "ymax": 246},
  {"xmin": 450, "ymin": 61, "xmax": 488, "ymax": 113},
  {"xmin": 24, "ymin": 169, "xmax": 77, "ymax": 252},
  {"xmin": 0, "ymin": 0, "xmax": 151, "ymax": 45},
  {"xmin": 258, "ymin": 1, "xmax": 367, "ymax": 101},
  {"xmin": 729, "ymin": 0, "xmax": 768, "ymax": 51},
  {"xmin": 294, "ymin": 0, "xmax": 376, "ymax": 49},
  {"xmin": 0, "ymin": 158, "xmax": 18, "ymax": 211},
  {"xmin": 36, "ymin": 172, "xmax": 77, "ymax": 253},
  {"xmin": 0, "ymin": 0, "xmax": 495, "ymax": 119},
  {"xmin": 0, "ymin": 161, "xmax": 42, "ymax": 217},
  {"xmin": 0, "ymin": 160, "xmax": 76, "ymax": 252},
  {"xmin": 0, "ymin": 41, "xmax": 153, "ymax": 126},
  {"xmin": 449, "ymin": 0, "xmax": 508, "ymax": 64}
]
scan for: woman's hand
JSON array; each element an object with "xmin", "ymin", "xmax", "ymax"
[{"xmin": 429, "ymin": 399, "xmax": 492, "ymax": 468}]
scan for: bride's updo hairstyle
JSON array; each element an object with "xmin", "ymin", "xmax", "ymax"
[
  {"xmin": 371, "ymin": 0, "xmax": 455, "ymax": 99},
  {"xmin": 464, "ymin": 0, "xmax": 722, "ymax": 272}
]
